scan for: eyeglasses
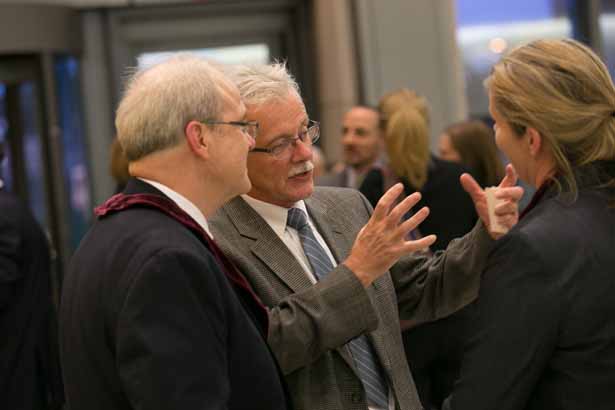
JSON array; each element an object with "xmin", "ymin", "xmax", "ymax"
[
  {"xmin": 251, "ymin": 120, "xmax": 320, "ymax": 158},
  {"xmin": 202, "ymin": 120, "xmax": 259, "ymax": 139}
]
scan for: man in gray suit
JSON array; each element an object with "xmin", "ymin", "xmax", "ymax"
[{"xmin": 210, "ymin": 62, "xmax": 522, "ymax": 410}]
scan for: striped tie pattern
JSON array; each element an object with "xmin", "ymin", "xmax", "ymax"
[{"xmin": 287, "ymin": 207, "xmax": 389, "ymax": 409}]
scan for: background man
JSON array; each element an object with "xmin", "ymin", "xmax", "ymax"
[
  {"xmin": 0, "ymin": 144, "xmax": 63, "ymax": 410},
  {"xmin": 317, "ymin": 105, "xmax": 383, "ymax": 188},
  {"xmin": 211, "ymin": 62, "xmax": 522, "ymax": 410},
  {"xmin": 59, "ymin": 56, "xmax": 290, "ymax": 410}
]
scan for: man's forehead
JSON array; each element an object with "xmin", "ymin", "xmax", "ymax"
[
  {"xmin": 344, "ymin": 107, "xmax": 379, "ymax": 127},
  {"xmin": 246, "ymin": 96, "xmax": 307, "ymax": 135}
]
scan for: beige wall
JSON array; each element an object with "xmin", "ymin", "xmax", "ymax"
[
  {"xmin": 313, "ymin": 0, "xmax": 359, "ymax": 167},
  {"xmin": 314, "ymin": 0, "xmax": 468, "ymax": 163}
]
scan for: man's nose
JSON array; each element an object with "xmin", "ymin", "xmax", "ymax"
[
  {"xmin": 292, "ymin": 138, "xmax": 313, "ymax": 161},
  {"xmin": 342, "ymin": 131, "xmax": 355, "ymax": 145},
  {"xmin": 247, "ymin": 134, "xmax": 256, "ymax": 150}
]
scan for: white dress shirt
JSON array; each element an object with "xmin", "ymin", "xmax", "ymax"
[{"xmin": 138, "ymin": 178, "xmax": 213, "ymax": 239}]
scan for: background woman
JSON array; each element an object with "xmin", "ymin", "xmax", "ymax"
[{"xmin": 439, "ymin": 120, "xmax": 505, "ymax": 188}]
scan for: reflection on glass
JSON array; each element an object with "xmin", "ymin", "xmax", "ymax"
[
  {"xmin": 138, "ymin": 43, "xmax": 270, "ymax": 70},
  {"xmin": 19, "ymin": 82, "xmax": 48, "ymax": 228},
  {"xmin": 599, "ymin": 0, "xmax": 615, "ymax": 80},
  {"xmin": 55, "ymin": 55, "xmax": 92, "ymax": 251},
  {"xmin": 456, "ymin": 0, "xmax": 571, "ymax": 117},
  {"xmin": 0, "ymin": 83, "xmax": 12, "ymax": 191}
]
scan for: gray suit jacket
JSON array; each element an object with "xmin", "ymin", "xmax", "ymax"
[{"xmin": 210, "ymin": 187, "xmax": 493, "ymax": 410}]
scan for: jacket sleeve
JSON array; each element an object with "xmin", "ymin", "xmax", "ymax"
[
  {"xmin": 445, "ymin": 231, "xmax": 559, "ymax": 410},
  {"xmin": 116, "ymin": 249, "xmax": 231, "ymax": 410}
]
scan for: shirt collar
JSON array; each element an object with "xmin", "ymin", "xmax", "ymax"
[
  {"xmin": 138, "ymin": 178, "xmax": 213, "ymax": 238},
  {"xmin": 241, "ymin": 194, "xmax": 308, "ymax": 236}
]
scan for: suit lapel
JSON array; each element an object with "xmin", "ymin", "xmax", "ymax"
[
  {"xmin": 223, "ymin": 197, "xmax": 314, "ymax": 293},
  {"xmin": 304, "ymin": 195, "xmax": 352, "ymax": 263}
]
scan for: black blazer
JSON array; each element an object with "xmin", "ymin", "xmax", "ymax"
[
  {"xmin": 60, "ymin": 179, "xmax": 290, "ymax": 410},
  {"xmin": 448, "ymin": 165, "xmax": 615, "ymax": 410},
  {"xmin": 0, "ymin": 190, "xmax": 63, "ymax": 410}
]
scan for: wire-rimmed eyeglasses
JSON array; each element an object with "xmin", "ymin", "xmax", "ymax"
[
  {"xmin": 250, "ymin": 120, "xmax": 320, "ymax": 158},
  {"xmin": 202, "ymin": 120, "xmax": 259, "ymax": 139}
]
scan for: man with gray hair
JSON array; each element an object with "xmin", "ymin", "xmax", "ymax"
[
  {"xmin": 60, "ymin": 55, "xmax": 290, "ymax": 410},
  {"xmin": 210, "ymin": 62, "xmax": 523, "ymax": 410}
]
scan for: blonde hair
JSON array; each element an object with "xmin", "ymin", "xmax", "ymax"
[
  {"xmin": 378, "ymin": 89, "xmax": 431, "ymax": 189},
  {"xmin": 116, "ymin": 54, "xmax": 233, "ymax": 161},
  {"xmin": 485, "ymin": 38, "xmax": 615, "ymax": 197}
]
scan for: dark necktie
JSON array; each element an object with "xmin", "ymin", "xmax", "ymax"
[{"xmin": 287, "ymin": 207, "xmax": 389, "ymax": 409}]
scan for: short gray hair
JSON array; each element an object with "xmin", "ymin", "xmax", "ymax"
[
  {"xmin": 224, "ymin": 61, "xmax": 301, "ymax": 106},
  {"xmin": 115, "ymin": 54, "xmax": 233, "ymax": 161}
]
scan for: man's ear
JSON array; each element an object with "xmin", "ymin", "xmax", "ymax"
[
  {"xmin": 185, "ymin": 120, "xmax": 210, "ymax": 158},
  {"xmin": 526, "ymin": 127, "xmax": 543, "ymax": 157}
]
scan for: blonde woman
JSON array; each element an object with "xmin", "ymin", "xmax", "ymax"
[{"xmin": 445, "ymin": 39, "xmax": 615, "ymax": 410}]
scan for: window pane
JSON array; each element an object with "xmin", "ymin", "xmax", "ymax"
[
  {"xmin": 599, "ymin": 0, "xmax": 615, "ymax": 80},
  {"xmin": 457, "ymin": 0, "xmax": 572, "ymax": 117},
  {"xmin": 55, "ymin": 55, "xmax": 92, "ymax": 251},
  {"xmin": 19, "ymin": 82, "xmax": 49, "ymax": 228},
  {"xmin": 138, "ymin": 43, "xmax": 270, "ymax": 70},
  {"xmin": 0, "ymin": 83, "xmax": 11, "ymax": 191}
]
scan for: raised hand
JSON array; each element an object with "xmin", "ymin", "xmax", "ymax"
[
  {"xmin": 344, "ymin": 183, "xmax": 437, "ymax": 287},
  {"xmin": 460, "ymin": 164, "xmax": 524, "ymax": 239}
]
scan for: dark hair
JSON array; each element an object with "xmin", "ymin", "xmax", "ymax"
[{"xmin": 444, "ymin": 120, "xmax": 505, "ymax": 187}]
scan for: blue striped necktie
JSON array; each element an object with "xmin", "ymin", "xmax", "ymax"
[{"xmin": 287, "ymin": 207, "xmax": 389, "ymax": 409}]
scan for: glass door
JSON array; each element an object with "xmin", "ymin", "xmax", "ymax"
[
  {"xmin": 0, "ymin": 56, "xmax": 50, "ymax": 229},
  {"xmin": 0, "ymin": 53, "xmax": 93, "ymax": 294}
]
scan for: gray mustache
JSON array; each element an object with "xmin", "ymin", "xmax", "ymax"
[{"xmin": 288, "ymin": 161, "xmax": 314, "ymax": 177}]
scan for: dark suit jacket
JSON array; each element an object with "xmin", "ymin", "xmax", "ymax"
[
  {"xmin": 448, "ymin": 164, "xmax": 615, "ymax": 410},
  {"xmin": 0, "ymin": 189, "xmax": 63, "ymax": 410},
  {"xmin": 401, "ymin": 303, "xmax": 475, "ymax": 410},
  {"xmin": 210, "ymin": 187, "xmax": 494, "ymax": 410},
  {"xmin": 60, "ymin": 179, "xmax": 289, "ymax": 410}
]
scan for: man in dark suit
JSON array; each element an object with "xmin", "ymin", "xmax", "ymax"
[
  {"xmin": 59, "ymin": 55, "xmax": 290, "ymax": 410},
  {"xmin": 210, "ymin": 63, "xmax": 524, "ymax": 410},
  {"xmin": 0, "ymin": 144, "xmax": 63, "ymax": 410}
]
